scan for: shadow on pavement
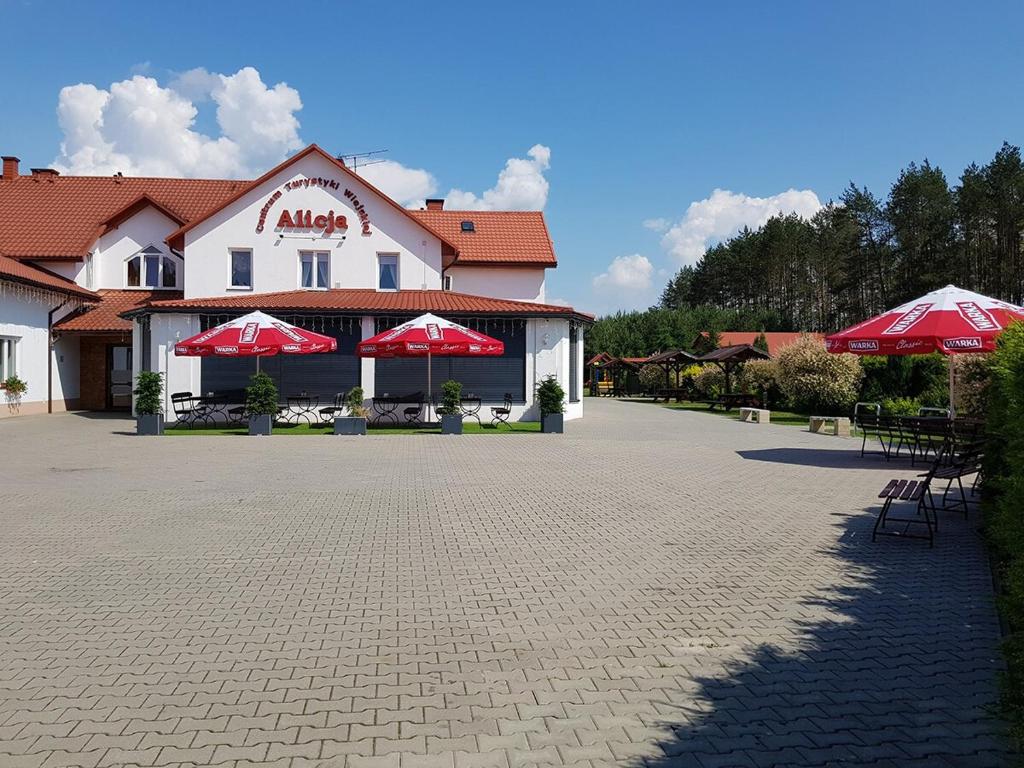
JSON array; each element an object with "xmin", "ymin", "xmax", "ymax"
[
  {"xmin": 635, "ymin": 507, "xmax": 1010, "ymax": 767},
  {"xmin": 737, "ymin": 447, "xmax": 910, "ymax": 470}
]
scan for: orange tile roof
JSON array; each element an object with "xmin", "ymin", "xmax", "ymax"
[
  {"xmin": 0, "ymin": 254, "xmax": 98, "ymax": 299},
  {"xmin": 123, "ymin": 289, "xmax": 591, "ymax": 322},
  {"xmin": 0, "ymin": 174, "xmax": 241, "ymax": 259},
  {"xmin": 55, "ymin": 289, "xmax": 181, "ymax": 332},
  {"xmin": 698, "ymin": 331, "xmax": 823, "ymax": 357},
  {"xmin": 410, "ymin": 210, "xmax": 556, "ymax": 266}
]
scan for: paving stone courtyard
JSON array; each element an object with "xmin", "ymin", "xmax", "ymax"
[{"xmin": 0, "ymin": 398, "xmax": 1011, "ymax": 767}]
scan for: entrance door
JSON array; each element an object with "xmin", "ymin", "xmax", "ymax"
[{"xmin": 108, "ymin": 345, "xmax": 133, "ymax": 410}]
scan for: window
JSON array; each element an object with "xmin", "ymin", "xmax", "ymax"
[
  {"xmin": 230, "ymin": 249, "xmax": 252, "ymax": 289},
  {"xmin": 127, "ymin": 256, "xmax": 141, "ymax": 287},
  {"xmin": 0, "ymin": 337, "xmax": 17, "ymax": 381},
  {"xmin": 300, "ymin": 251, "xmax": 330, "ymax": 289},
  {"xmin": 442, "ymin": 274, "xmax": 453, "ymax": 291},
  {"xmin": 569, "ymin": 325, "xmax": 580, "ymax": 402},
  {"xmin": 378, "ymin": 254, "xmax": 398, "ymax": 291},
  {"xmin": 126, "ymin": 245, "xmax": 178, "ymax": 289}
]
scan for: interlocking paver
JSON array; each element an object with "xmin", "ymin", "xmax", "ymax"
[{"xmin": 0, "ymin": 399, "xmax": 1012, "ymax": 766}]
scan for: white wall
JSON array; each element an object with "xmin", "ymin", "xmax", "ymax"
[
  {"xmin": 184, "ymin": 153, "xmax": 444, "ymax": 298},
  {"xmin": 446, "ymin": 266, "xmax": 546, "ymax": 303},
  {"xmin": 0, "ymin": 288, "xmax": 81, "ymax": 416},
  {"xmin": 94, "ymin": 206, "xmax": 183, "ymax": 290}
]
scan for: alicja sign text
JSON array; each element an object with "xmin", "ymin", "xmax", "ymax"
[{"xmin": 255, "ymin": 176, "xmax": 372, "ymax": 235}]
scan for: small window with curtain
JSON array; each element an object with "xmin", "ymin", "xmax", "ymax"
[
  {"xmin": 0, "ymin": 337, "xmax": 17, "ymax": 381},
  {"xmin": 230, "ymin": 249, "xmax": 252, "ymax": 289},
  {"xmin": 126, "ymin": 256, "xmax": 141, "ymax": 287},
  {"xmin": 300, "ymin": 251, "xmax": 330, "ymax": 289},
  {"xmin": 378, "ymin": 254, "xmax": 398, "ymax": 291},
  {"xmin": 126, "ymin": 245, "xmax": 178, "ymax": 289}
]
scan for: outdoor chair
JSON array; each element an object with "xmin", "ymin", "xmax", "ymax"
[
  {"xmin": 403, "ymin": 397, "xmax": 425, "ymax": 426},
  {"xmin": 857, "ymin": 414, "xmax": 890, "ymax": 459},
  {"xmin": 170, "ymin": 391, "xmax": 205, "ymax": 429},
  {"xmin": 934, "ymin": 439, "xmax": 985, "ymax": 517},
  {"xmin": 319, "ymin": 392, "xmax": 347, "ymax": 423},
  {"xmin": 490, "ymin": 393, "xmax": 513, "ymax": 428},
  {"xmin": 872, "ymin": 445, "xmax": 949, "ymax": 547}
]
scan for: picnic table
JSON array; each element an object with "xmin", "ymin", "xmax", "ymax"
[
  {"xmin": 703, "ymin": 393, "xmax": 761, "ymax": 411},
  {"xmin": 651, "ymin": 388, "xmax": 688, "ymax": 403}
]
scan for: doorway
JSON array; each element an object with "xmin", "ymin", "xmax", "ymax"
[{"xmin": 107, "ymin": 345, "xmax": 132, "ymax": 410}]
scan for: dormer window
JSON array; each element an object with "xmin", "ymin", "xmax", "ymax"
[{"xmin": 126, "ymin": 245, "xmax": 180, "ymax": 289}]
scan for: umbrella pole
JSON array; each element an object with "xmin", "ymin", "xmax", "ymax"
[
  {"xmin": 427, "ymin": 351, "xmax": 432, "ymax": 424},
  {"xmin": 948, "ymin": 356, "xmax": 955, "ymax": 419}
]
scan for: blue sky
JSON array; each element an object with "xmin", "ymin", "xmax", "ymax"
[{"xmin": 2, "ymin": 0, "xmax": 1023, "ymax": 314}]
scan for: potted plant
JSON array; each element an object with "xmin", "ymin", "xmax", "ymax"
[
  {"xmin": 245, "ymin": 371, "xmax": 278, "ymax": 436},
  {"xmin": 437, "ymin": 379, "xmax": 463, "ymax": 434},
  {"xmin": 334, "ymin": 386, "xmax": 368, "ymax": 435},
  {"xmin": 536, "ymin": 375, "xmax": 565, "ymax": 433},
  {"xmin": 2, "ymin": 374, "xmax": 27, "ymax": 415},
  {"xmin": 133, "ymin": 371, "xmax": 164, "ymax": 435}
]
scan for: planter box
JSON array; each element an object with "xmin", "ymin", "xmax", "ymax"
[
  {"xmin": 334, "ymin": 416, "xmax": 367, "ymax": 435},
  {"xmin": 440, "ymin": 413, "xmax": 463, "ymax": 434},
  {"xmin": 249, "ymin": 414, "xmax": 273, "ymax": 436},
  {"xmin": 541, "ymin": 413, "xmax": 564, "ymax": 434},
  {"xmin": 136, "ymin": 413, "xmax": 164, "ymax": 436}
]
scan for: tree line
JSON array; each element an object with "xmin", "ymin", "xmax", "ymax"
[{"xmin": 589, "ymin": 142, "xmax": 1024, "ymax": 359}]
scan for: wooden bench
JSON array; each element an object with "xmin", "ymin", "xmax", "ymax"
[
  {"xmin": 739, "ymin": 407, "xmax": 770, "ymax": 424},
  {"xmin": 809, "ymin": 415, "xmax": 850, "ymax": 437}
]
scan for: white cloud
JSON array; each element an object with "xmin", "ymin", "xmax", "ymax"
[
  {"xmin": 661, "ymin": 188, "xmax": 822, "ymax": 265},
  {"xmin": 446, "ymin": 144, "xmax": 551, "ymax": 210},
  {"xmin": 592, "ymin": 253, "xmax": 656, "ymax": 308},
  {"xmin": 53, "ymin": 67, "xmax": 303, "ymax": 178},
  {"xmin": 643, "ymin": 217, "xmax": 670, "ymax": 232},
  {"xmin": 358, "ymin": 160, "xmax": 438, "ymax": 208}
]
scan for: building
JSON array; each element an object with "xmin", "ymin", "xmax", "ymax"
[{"xmin": 0, "ymin": 146, "xmax": 589, "ymax": 421}]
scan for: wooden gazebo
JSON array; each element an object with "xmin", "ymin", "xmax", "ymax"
[
  {"xmin": 645, "ymin": 349, "xmax": 699, "ymax": 391},
  {"xmin": 697, "ymin": 343, "xmax": 770, "ymax": 395}
]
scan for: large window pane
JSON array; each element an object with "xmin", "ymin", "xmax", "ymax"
[
  {"xmin": 144, "ymin": 255, "xmax": 160, "ymax": 287},
  {"xmin": 317, "ymin": 255, "xmax": 329, "ymax": 288},
  {"xmin": 375, "ymin": 321, "xmax": 526, "ymax": 401},
  {"xmin": 378, "ymin": 255, "xmax": 398, "ymax": 290},
  {"xmin": 127, "ymin": 256, "xmax": 141, "ymax": 287},
  {"xmin": 162, "ymin": 257, "xmax": 177, "ymax": 288},
  {"xmin": 300, "ymin": 254, "xmax": 313, "ymax": 288},
  {"xmin": 231, "ymin": 250, "xmax": 252, "ymax": 288}
]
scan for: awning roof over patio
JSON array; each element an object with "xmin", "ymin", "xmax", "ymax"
[
  {"xmin": 646, "ymin": 349, "xmax": 699, "ymax": 366},
  {"xmin": 120, "ymin": 288, "xmax": 594, "ymax": 324}
]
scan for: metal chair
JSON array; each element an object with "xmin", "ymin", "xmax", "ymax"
[
  {"xmin": 403, "ymin": 397, "xmax": 425, "ymax": 426},
  {"xmin": 170, "ymin": 391, "xmax": 205, "ymax": 428},
  {"xmin": 319, "ymin": 392, "xmax": 347, "ymax": 423},
  {"xmin": 490, "ymin": 393, "xmax": 513, "ymax": 428},
  {"xmin": 872, "ymin": 445, "xmax": 949, "ymax": 547}
]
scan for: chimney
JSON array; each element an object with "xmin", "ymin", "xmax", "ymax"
[
  {"xmin": 425, "ymin": 198, "xmax": 445, "ymax": 211},
  {"xmin": 2, "ymin": 156, "xmax": 19, "ymax": 180},
  {"xmin": 30, "ymin": 168, "xmax": 59, "ymax": 178}
]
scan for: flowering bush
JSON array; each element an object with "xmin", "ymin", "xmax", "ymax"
[
  {"xmin": 881, "ymin": 396, "xmax": 921, "ymax": 416},
  {"xmin": 739, "ymin": 359, "xmax": 780, "ymax": 408},
  {"xmin": 692, "ymin": 365, "xmax": 725, "ymax": 399},
  {"xmin": 638, "ymin": 364, "xmax": 665, "ymax": 393},
  {"xmin": 776, "ymin": 334, "xmax": 863, "ymax": 415}
]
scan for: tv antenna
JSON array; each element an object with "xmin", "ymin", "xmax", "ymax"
[{"xmin": 337, "ymin": 149, "xmax": 389, "ymax": 172}]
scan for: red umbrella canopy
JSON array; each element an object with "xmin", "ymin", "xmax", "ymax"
[
  {"xmin": 174, "ymin": 310, "xmax": 338, "ymax": 357},
  {"xmin": 357, "ymin": 313, "xmax": 504, "ymax": 358},
  {"xmin": 826, "ymin": 285, "xmax": 1024, "ymax": 356}
]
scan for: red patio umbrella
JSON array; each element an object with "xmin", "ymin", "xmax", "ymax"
[
  {"xmin": 174, "ymin": 310, "xmax": 337, "ymax": 371},
  {"xmin": 826, "ymin": 284, "xmax": 1024, "ymax": 414},
  {"xmin": 357, "ymin": 313, "xmax": 504, "ymax": 421}
]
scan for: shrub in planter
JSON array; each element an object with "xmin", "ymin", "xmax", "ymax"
[
  {"xmin": 536, "ymin": 375, "xmax": 565, "ymax": 433},
  {"xmin": 335, "ymin": 386, "xmax": 368, "ymax": 435},
  {"xmin": 2, "ymin": 374, "xmax": 27, "ymax": 414},
  {"xmin": 132, "ymin": 370, "xmax": 164, "ymax": 435},
  {"xmin": 245, "ymin": 371, "xmax": 278, "ymax": 436},
  {"xmin": 776, "ymin": 334, "xmax": 863, "ymax": 415},
  {"xmin": 437, "ymin": 380, "xmax": 463, "ymax": 434}
]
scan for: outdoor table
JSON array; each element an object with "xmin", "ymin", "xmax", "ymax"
[
  {"xmin": 371, "ymin": 396, "xmax": 401, "ymax": 424},
  {"xmin": 281, "ymin": 394, "xmax": 320, "ymax": 425},
  {"xmin": 459, "ymin": 396, "xmax": 482, "ymax": 425}
]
